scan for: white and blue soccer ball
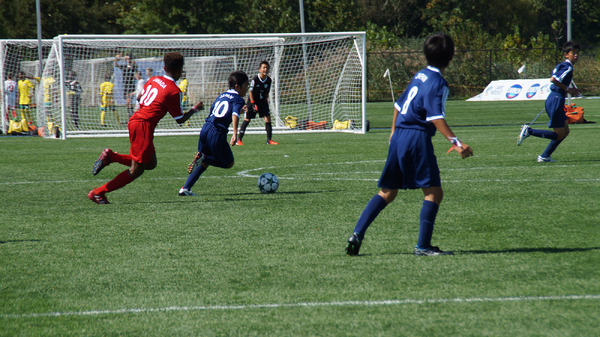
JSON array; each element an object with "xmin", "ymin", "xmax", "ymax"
[{"xmin": 257, "ymin": 172, "xmax": 279, "ymax": 194}]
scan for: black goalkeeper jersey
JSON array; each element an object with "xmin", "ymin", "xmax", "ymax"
[{"xmin": 248, "ymin": 75, "xmax": 272, "ymax": 102}]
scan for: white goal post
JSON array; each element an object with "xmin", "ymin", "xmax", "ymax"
[{"xmin": 37, "ymin": 33, "xmax": 366, "ymax": 139}]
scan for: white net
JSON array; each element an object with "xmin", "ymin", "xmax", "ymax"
[{"xmin": 36, "ymin": 33, "xmax": 366, "ymax": 138}]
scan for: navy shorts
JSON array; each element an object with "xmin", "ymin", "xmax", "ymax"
[
  {"xmin": 545, "ymin": 92, "xmax": 567, "ymax": 128},
  {"xmin": 198, "ymin": 123, "xmax": 234, "ymax": 168},
  {"xmin": 378, "ymin": 128, "xmax": 441, "ymax": 190}
]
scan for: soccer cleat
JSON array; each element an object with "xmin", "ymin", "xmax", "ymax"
[
  {"xmin": 88, "ymin": 190, "xmax": 110, "ymax": 204},
  {"xmin": 178, "ymin": 187, "xmax": 198, "ymax": 196},
  {"xmin": 92, "ymin": 148, "xmax": 114, "ymax": 176},
  {"xmin": 235, "ymin": 139, "xmax": 244, "ymax": 146},
  {"xmin": 537, "ymin": 155, "xmax": 556, "ymax": 163},
  {"xmin": 517, "ymin": 125, "xmax": 530, "ymax": 146},
  {"xmin": 187, "ymin": 152, "xmax": 205, "ymax": 173},
  {"xmin": 346, "ymin": 233, "xmax": 362, "ymax": 256},
  {"xmin": 414, "ymin": 245, "xmax": 454, "ymax": 256},
  {"xmin": 267, "ymin": 140, "xmax": 279, "ymax": 145}
]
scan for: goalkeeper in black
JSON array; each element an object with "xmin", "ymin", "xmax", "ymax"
[{"xmin": 236, "ymin": 61, "xmax": 279, "ymax": 145}]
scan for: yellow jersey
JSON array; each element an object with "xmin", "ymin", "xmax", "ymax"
[
  {"xmin": 178, "ymin": 78, "xmax": 189, "ymax": 103},
  {"xmin": 18, "ymin": 79, "xmax": 35, "ymax": 105},
  {"xmin": 99, "ymin": 81, "xmax": 115, "ymax": 107},
  {"xmin": 43, "ymin": 77, "xmax": 55, "ymax": 103}
]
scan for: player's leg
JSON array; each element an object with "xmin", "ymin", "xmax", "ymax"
[
  {"xmin": 100, "ymin": 107, "xmax": 106, "ymax": 126},
  {"xmin": 264, "ymin": 114, "xmax": 278, "ymax": 145},
  {"xmin": 538, "ymin": 101, "xmax": 569, "ymax": 162},
  {"xmin": 346, "ymin": 136, "xmax": 405, "ymax": 255},
  {"xmin": 539, "ymin": 122, "xmax": 569, "ymax": 162}
]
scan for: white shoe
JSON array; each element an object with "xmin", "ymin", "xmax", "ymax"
[
  {"xmin": 517, "ymin": 125, "xmax": 530, "ymax": 146},
  {"xmin": 178, "ymin": 187, "xmax": 197, "ymax": 196},
  {"xmin": 537, "ymin": 155, "xmax": 556, "ymax": 163}
]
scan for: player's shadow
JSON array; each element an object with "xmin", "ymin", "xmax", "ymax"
[
  {"xmin": 370, "ymin": 246, "xmax": 600, "ymax": 256},
  {"xmin": 456, "ymin": 247, "xmax": 600, "ymax": 254},
  {"xmin": 0, "ymin": 239, "xmax": 42, "ymax": 244}
]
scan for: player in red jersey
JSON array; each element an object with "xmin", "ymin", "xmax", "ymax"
[{"xmin": 88, "ymin": 52, "xmax": 203, "ymax": 204}]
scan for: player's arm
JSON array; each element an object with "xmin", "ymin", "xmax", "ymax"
[
  {"xmin": 550, "ymin": 76, "xmax": 579, "ymax": 96},
  {"xmin": 176, "ymin": 102, "xmax": 203, "ymax": 125},
  {"xmin": 248, "ymin": 91, "xmax": 258, "ymax": 112},
  {"xmin": 230, "ymin": 114, "xmax": 239, "ymax": 146},
  {"xmin": 389, "ymin": 108, "xmax": 399, "ymax": 144},
  {"xmin": 432, "ymin": 118, "xmax": 473, "ymax": 159}
]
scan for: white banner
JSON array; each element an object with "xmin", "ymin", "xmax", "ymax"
[{"xmin": 467, "ymin": 78, "xmax": 552, "ymax": 101}]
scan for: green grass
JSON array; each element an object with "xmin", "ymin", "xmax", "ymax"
[{"xmin": 1, "ymin": 102, "xmax": 599, "ymax": 336}]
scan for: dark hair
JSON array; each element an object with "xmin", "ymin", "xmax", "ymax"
[
  {"xmin": 259, "ymin": 61, "xmax": 270, "ymax": 69},
  {"xmin": 163, "ymin": 52, "xmax": 184, "ymax": 73},
  {"xmin": 424, "ymin": 33, "xmax": 455, "ymax": 68},
  {"xmin": 228, "ymin": 71, "xmax": 249, "ymax": 89},
  {"xmin": 562, "ymin": 41, "xmax": 580, "ymax": 54}
]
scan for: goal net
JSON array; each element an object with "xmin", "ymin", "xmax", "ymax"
[
  {"xmin": 0, "ymin": 39, "xmax": 53, "ymax": 134},
  {"xmin": 38, "ymin": 33, "xmax": 366, "ymax": 139}
]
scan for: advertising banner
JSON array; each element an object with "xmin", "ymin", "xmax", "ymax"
[{"xmin": 467, "ymin": 79, "xmax": 551, "ymax": 101}]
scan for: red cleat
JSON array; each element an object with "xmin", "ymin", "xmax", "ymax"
[
  {"xmin": 92, "ymin": 148, "xmax": 114, "ymax": 176},
  {"xmin": 235, "ymin": 139, "xmax": 244, "ymax": 146},
  {"xmin": 267, "ymin": 140, "xmax": 279, "ymax": 145},
  {"xmin": 88, "ymin": 190, "xmax": 110, "ymax": 204}
]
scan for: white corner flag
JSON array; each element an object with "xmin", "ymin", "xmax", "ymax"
[
  {"xmin": 383, "ymin": 69, "xmax": 394, "ymax": 102},
  {"xmin": 517, "ymin": 64, "xmax": 526, "ymax": 74}
]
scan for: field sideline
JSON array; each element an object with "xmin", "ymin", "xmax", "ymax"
[{"xmin": 1, "ymin": 101, "xmax": 599, "ymax": 336}]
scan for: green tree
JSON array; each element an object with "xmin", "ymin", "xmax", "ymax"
[{"xmin": 0, "ymin": 0, "xmax": 123, "ymax": 38}]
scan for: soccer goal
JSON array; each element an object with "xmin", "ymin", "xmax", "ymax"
[
  {"xmin": 37, "ymin": 33, "xmax": 366, "ymax": 139},
  {"xmin": 0, "ymin": 39, "xmax": 54, "ymax": 134}
]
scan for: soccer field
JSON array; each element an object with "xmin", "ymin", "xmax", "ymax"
[{"xmin": 1, "ymin": 101, "xmax": 599, "ymax": 336}]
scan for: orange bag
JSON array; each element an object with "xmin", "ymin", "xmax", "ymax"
[{"xmin": 564, "ymin": 103, "xmax": 584, "ymax": 124}]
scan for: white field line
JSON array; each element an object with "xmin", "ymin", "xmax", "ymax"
[
  {"xmin": 1, "ymin": 161, "xmax": 599, "ymax": 186},
  {"xmin": 2, "ymin": 294, "xmax": 599, "ymax": 319}
]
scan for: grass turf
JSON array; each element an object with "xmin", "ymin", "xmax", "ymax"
[{"xmin": 1, "ymin": 101, "xmax": 599, "ymax": 336}]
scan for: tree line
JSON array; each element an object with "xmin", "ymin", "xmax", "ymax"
[{"xmin": 1, "ymin": 0, "xmax": 599, "ymax": 50}]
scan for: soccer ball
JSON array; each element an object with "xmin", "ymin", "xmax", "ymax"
[{"xmin": 257, "ymin": 173, "xmax": 279, "ymax": 194}]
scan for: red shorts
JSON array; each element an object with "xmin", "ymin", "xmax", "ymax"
[{"xmin": 128, "ymin": 119, "xmax": 155, "ymax": 164}]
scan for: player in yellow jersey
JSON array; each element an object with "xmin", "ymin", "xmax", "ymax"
[
  {"xmin": 17, "ymin": 72, "xmax": 35, "ymax": 123},
  {"xmin": 178, "ymin": 71, "xmax": 191, "ymax": 127},
  {"xmin": 99, "ymin": 74, "xmax": 119, "ymax": 126},
  {"xmin": 41, "ymin": 76, "xmax": 57, "ymax": 130}
]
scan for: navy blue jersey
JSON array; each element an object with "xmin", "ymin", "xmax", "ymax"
[
  {"xmin": 248, "ymin": 75, "xmax": 271, "ymax": 102},
  {"xmin": 394, "ymin": 66, "xmax": 448, "ymax": 137},
  {"xmin": 550, "ymin": 60, "xmax": 574, "ymax": 96},
  {"xmin": 205, "ymin": 89, "xmax": 245, "ymax": 131}
]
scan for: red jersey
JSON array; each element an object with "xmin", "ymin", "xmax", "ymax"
[{"xmin": 130, "ymin": 75, "xmax": 183, "ymax": 126}]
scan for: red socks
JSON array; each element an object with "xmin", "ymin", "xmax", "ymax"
[
  {"xmin": 95, "ymin": 170, "xmax": 135, "ymax": 194},
  {"xmin": 112, "ymin": 152, "xmax": 133, "ymax": 166}
]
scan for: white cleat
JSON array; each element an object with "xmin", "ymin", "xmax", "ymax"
[
  {"xmin": 178, "ymin": 188, "xmax": 198, "ymax": 196},
  {"xmin": 517, "ymin": 125, "xmax": 530, "ymax": 146},
  {"xmin": 537, "ymin": 155, "xmax": 556, "ymax": 163}
]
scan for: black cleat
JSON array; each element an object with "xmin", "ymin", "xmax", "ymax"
[{"xmin": 346, "ymin": 233, "xmax": 362, "ymax": 256}]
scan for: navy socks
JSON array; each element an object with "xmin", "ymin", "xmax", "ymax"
[
  {"xmin": 353, "ymin": 194, "xmax": 388, "ymax": 239},
  {"xmin": 417, "ymin": 200, "xmax": 439, "ymax": 249},
  {"xmin": 184, "ymin": 164, "xmax": 207, "ymax": 190}
]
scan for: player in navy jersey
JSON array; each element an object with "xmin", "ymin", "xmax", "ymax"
[
  {"xmin": 236, "ymin": 61, "xmax": 278, "ymax": 145},
  {"xmin": 178, "ymin": 71, "xmax": 250, "ymax": 196},
  {"xmin": 345, "ymin": 33, "xmax": 473, "ymax": 256},
  {"xmin": 518, "ymin": 41, "xmax": 580, "ymax": 162}
]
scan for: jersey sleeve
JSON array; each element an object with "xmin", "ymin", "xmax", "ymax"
[
  {"xmin": 232, "ymin": 97, "xmax": 245, "ymax": 117},
  {"xmin": 424, "ymin": 81, "xmax": 448, "ymax": 122},
  {"xmin": 167, "ymin": 90, "xmax": 184, "ymax": 120}
]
